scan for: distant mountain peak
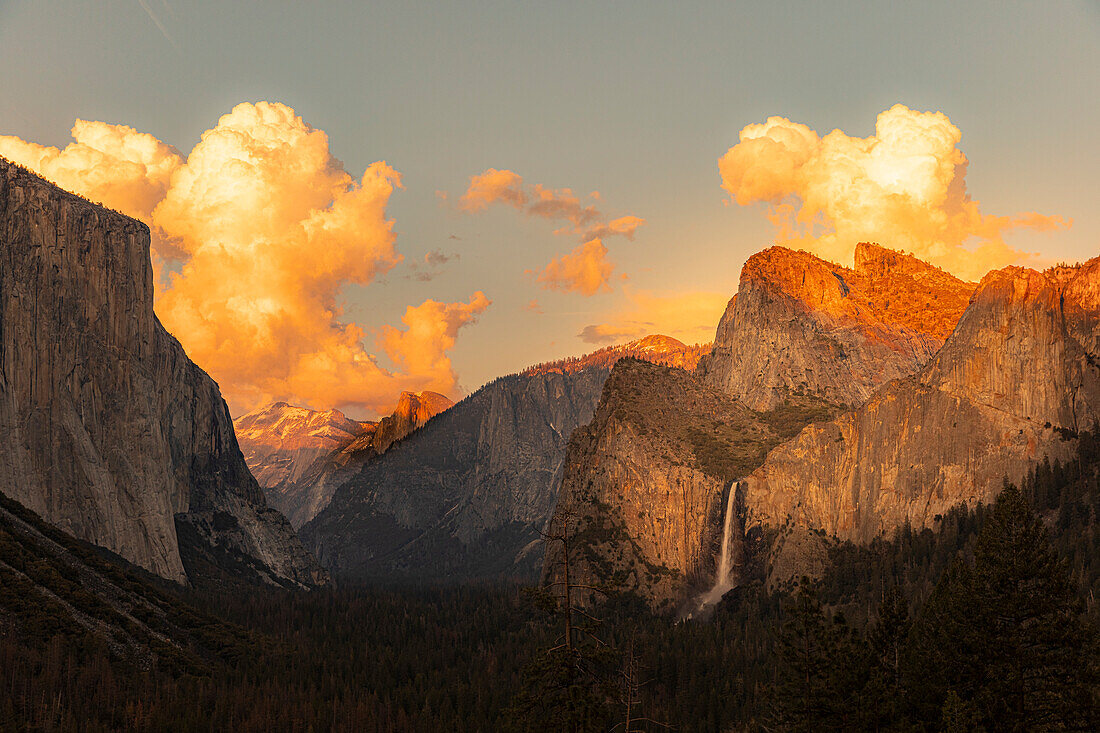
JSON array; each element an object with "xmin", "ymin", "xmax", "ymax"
[
  {"xmin": 522, "ymin": 334, "xmax": 710, "ymax": 377},
  {"xmin": 234, "ymin": 391, "xmax": 455, "ymax": 527}
]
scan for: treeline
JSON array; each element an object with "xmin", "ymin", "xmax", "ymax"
[
  {"xmin": 767, "ymin": 483, "xmax": 1098, "ymax": 731},
  {"xmin": 1, "ymin": 433, "xmax": 1097, "ymax": 730},
  {"xmin": 504, "ymin": 431, "xmax": 1100, "ymax": 731}
]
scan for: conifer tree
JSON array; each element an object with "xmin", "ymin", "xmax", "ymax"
[
  {"xmin": 905, "ymin": 482, "xmax": 1094, "ymax": 731},
  {"xmin": 863, "ymin": 586, "xmax": 911, "ymax": 730},
  {"xmin": 768, "ymin": 579, "xmax": 868, "ymax": 731}
]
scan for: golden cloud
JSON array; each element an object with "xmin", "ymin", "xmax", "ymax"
[
  {"xmin": 3, "ymin": 102, "xmax": 489, "ymax": 416},
  {"xmin": 718, "ymin": 103, "xmax": 1069, "ymax": 280},
  {"xmin": 459, "ymin": 168, "xmax": 526, "ymax": 211},
  {"xmin": 459, "ymin": 168, "xmax": 645, "ymax": 241},
  {"xmin": 457, "ymin": 168, "xmax": 645, "ymax": 295},
  {"xmin": 0, "ymin": 119, "xmax": 183, "ymax": 221},
  {"xmin": 579, "ymin": 287, "xmax": 728, "ymax": 344},
  {"xmin": 535, "ymin": 238, "xmax": 614, "ymax": 296}
]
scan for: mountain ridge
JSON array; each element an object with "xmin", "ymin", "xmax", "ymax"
[
  {"xmin": 234, "ymin": 391, "xmax": 454, "ymax": 528},
  {"xmin": 544, "ymin": 242, "xmax": 1018, "ymax": 610},
  {"xmin": 301, "ymin": 335, "xmax": 711, "ymax": 582},
  {"xmin": 697, "ymin": 242, "xmax": 975, "ymax": 410},
  {"xmin": 744, "ymin": 255, "xmax": 1100, "ymax": 565}
]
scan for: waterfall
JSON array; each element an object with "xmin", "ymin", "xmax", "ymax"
[
  {"xmin": 713, "ymin": 481, "xmax": 737, "ymax": 592},
  {"xmin": 686, "ymin": 481, "xmax": 739, "ymax": 617}
]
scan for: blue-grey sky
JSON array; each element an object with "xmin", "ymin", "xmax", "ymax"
[{"xmin": 1, "ymin": 1, "xmax": 1097, "ymax": 416}]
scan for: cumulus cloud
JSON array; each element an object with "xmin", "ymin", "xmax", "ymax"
[
  {"xmin": 377, "ymin": 292, "xmax": 491, "ymax": 390},
  {"xmin": 718, "ymin": 103, "xmax": 1069, "ymax": 280},
  {"xmin": 535, "ymin": 238, "xmax": 614, "ymax": 296},
  {"xmin": 579, "ymin": 287, "xmax": 728, "ymax": 344},
  {"xmin": 459, "ymin": 168, "xmax": 527, "ymax": 211},
  {"xmin": 3, "ymin": 102, "xmax": 489, "ymax": 417},
  {"xmin": 0, "ymin": 120, "xmax": 185, "ymax": 260}
]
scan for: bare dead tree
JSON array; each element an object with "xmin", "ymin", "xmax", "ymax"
[
  {"xmin": 541, "ymin": 505, "xmax": 610, "ymax": 653},
  {"xmin": 611, "ymin": 632, "xmax": 670, "ymax": 733}
]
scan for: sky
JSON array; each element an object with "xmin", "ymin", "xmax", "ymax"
[{"xmin": 1, "ymin": 1, "xmax": 1097, "ymax": 419}]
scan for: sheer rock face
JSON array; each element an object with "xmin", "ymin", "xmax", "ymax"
[
  {"xmin": 302, "ymin": 368, "xmax": 609, "ymax": 581},
  {"xmin": 300, "ymin": 337, "xmax": 707, "ymax": 582},
  {"xmin": 697, "ymin": 243, "xmax": 974, "ymax": 410},
  {"xmin": 744, "ymin": 258, "xmax": 1100, "ymax": 549},
  {"xmin": 369, "ymin": 391, "xmax": 454, "ymax": 454},
  {"xmin": 234, "ymin": 391, "xmax": 453, "ymax": 528},
  {"xmin": 0, "ymin": 158, "xmax": 326, "ymax": 588},
  {"xmin": 542, "ymin": 358, "xmax": 838, "ymax": 612}
]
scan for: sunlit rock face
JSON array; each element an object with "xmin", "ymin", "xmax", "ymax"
[
  {"xmin": 0, "ymin": 157, "xmax": 326, "ymax": 588},
  {"xmin": 370, "ymin": 390, "xmax": 455, "ymax": 454},
  {"xmin": 300, "ymin": 337, "xmax": 709, "ymax": 582},
  {"xmin": 541, "ymin": 244, "xmax": 1005, "ymax": 611},
  {"xmin": 542, "ymin": 358, "xmax": 840, "ymax": 613},
  {"xmin": 697, "ymin": 243, "xmax": 975, "ymax": 410},
  {"xmin": 234, "ymin": 391, "xmax": 453, "ymax": 528},
  {"xmin": 744, "ymin": 257, "xmax": 1100, "ymax": 552}
]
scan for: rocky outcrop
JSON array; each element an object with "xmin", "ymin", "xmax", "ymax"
[
  {"xmin": 744, "ymin": 258, "xmax": 1100, "ymax": 560},
  {"xmin": 300, "ymin": 336, "xmax": 708, "ymax": 582},
  {"xmin": 234, "ymin": 391, "xmax": 453, "ymax": 528},
  {"xmin": 697, "ymin": 243, "xmax": 974, "ymax": 410},
  {"xmin": 368, "ymin": 390, "xmax": 454, "ymax": 454},
  {"xmin": 543, "ymin": 358, "xmax": 839, "ymax": 612},
  {"xmin": 545, "ymin": 244, "xmax": 981, "ymax": 611},
  {"xmin": 0, "ymin": 158, "xmax": 326, "ymax": 588}
]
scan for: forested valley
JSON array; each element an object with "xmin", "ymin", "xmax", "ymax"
[{"xmin": 2, "ymin": 432, "xmax": 1098, "ymax": 732}]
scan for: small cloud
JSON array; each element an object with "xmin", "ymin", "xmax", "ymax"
[
  {"xmin": 452, "ymin": 168, "xmax": 645, "ymax": 296},
  {"xmin": 454, "ymin": 168, "xmax": 645, "ymax": 242},
  {"xmin": 449, "ymin": 234, "xmax": 462, "ymax": 240},
  {"xmin": 406, "ymin": 249, "xmax": 459, "ymax": 281},
  {"xmin": 584, "ymin": 215, "xmax": 646, "ymax": 241},
  {"xmin": 577, "ymin": 324, "xmax": 639, "ymax": 345},
  {"xmin": 535, "ymin": 239, "xmax": 613, "ymax": 297},
  {"xmin": 524, "ymin": 299, "xmax": 544, "ymax": 314},
  {"xmin": 459, "ymin": 168, "xmax": 526, "ymax": 212}
]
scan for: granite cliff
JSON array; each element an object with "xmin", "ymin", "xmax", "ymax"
[
  {"xmin": 697, "ymin": 243, "xmax": 974, "ymax": 410},
  {"xmin": 234, "ymin": 391, "xmax": 453, "ymax": 528},
  {"xmin": 0, "ymin": 158, "xmax": 326, "ymax": 588},
  {"xmin": 544, "ymin": 358, "xmax": 839, "ymax": 613},
  {"xmin": 300, "ymin": 336, "xmax": 708, "ymax": 582},
  {"xmin": 744, "ymin": 257, "xmax": 1100, "ymax": 562},
  {"xmin": 547, "ymin": 243, "xmax": 980, "ymax": 610}
]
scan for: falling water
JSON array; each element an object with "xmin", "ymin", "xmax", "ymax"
[{"xmin": 686, "ymin": 481, "xmax": 739, "ymax": 617}]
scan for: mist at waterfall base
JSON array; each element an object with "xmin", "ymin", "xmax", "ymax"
[{"xmin": 684, "ymin": 481, "xmax": 740, "ymax": 620}]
